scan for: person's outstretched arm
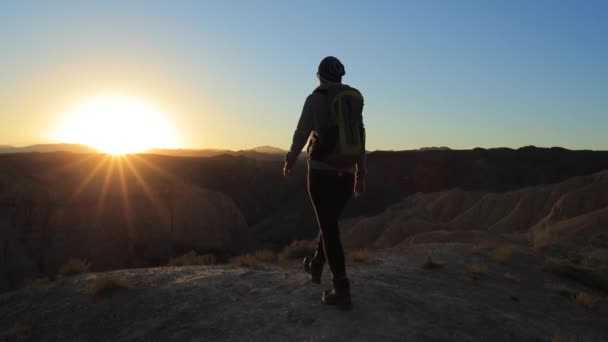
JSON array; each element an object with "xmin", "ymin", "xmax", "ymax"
[{"xmin": 284, "ymin": 95, "xmax": 314, "ymax": 175}]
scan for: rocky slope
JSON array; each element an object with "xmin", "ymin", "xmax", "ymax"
[
  {"xmin": 0, "ymin": 154, "xmax": 250, "ymax": 292},
  {"xmin": 3, "ymin": 148, "xmax": 608, "ymax": 293},
  {"xmin": 1, "ymin": 245, "xmax": 606, "ymax": 341},
  {"xmin": 341, "ymin": 170, "xmax": 608, "ymax": 259}
]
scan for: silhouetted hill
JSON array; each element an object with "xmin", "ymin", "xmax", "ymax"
[
  {"xmin": 418, "ymin": 146, "xmax": 451, "ymax": 151},
  {"xmin": 144, "ymin": 148, "xmax": 229, "ymax": 158},
  {"xmin": 248, "ymin": 145, "xmax": 286, "ymax": 154},
  {"xmin": 145, "ymin": 146, "xmax": 287, "ymax": 161},
  {"xmin": 0, "ymin": 144, "xmax": 98, "ymax": 154}
]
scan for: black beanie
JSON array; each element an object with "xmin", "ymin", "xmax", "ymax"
[{"xmin": 318, "ymin": 56, "xmax": 345, "ymax": 82}]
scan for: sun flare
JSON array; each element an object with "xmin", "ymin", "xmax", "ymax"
[{"xmin": 53, "ymin": 95, "xmax": 180, "ymax": 155}]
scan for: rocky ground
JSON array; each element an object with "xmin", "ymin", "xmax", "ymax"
[{"xmin": 1, "ymin": 243, "xmax": 607, "ymax": 342}]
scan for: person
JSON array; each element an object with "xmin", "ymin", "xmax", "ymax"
[{"xmin": 283, "ymin": 56, "xmax": 366, "ymax": 310}]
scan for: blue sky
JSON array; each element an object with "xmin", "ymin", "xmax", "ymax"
[{"xmin": 1, "ymin": 0, "xmax": 606, "ymax": 150}]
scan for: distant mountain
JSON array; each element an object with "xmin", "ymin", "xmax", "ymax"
[
  {"xmin": 0, "ymin": 144, "xmax": 287, "ymax": 160},
  {"xmin": 418, "ymin": 146, "xmax": 451, "ymax": 151},
  {"xmin": 247, "ymin": 145, "xmax": 286, "ymax": 154},
  {"xmin": 145, "ymin": 148, "xmax": 230, "ymax": 158},
  {"xmin": 146, "ymin": 146, "xmax": 287, "ymax": 161},
  {"xmin": 0, "ymin": 143, "xmax": 98, "ymax": 154}
]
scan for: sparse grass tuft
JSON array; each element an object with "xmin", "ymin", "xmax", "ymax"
[
  {"xmin": 232, "ymin": 250, "xmax": 277, "ymax": 266},
  {"xmin": 58, "ymin": 258, "xmax": 90, "ymax": 278},
  {"xmin": 278, "ymin": 240, "xmax": 315, "ymax": 261},
  {"xmin": 469, "ymin": 243, "xmax": 483, "ymax": 255},
  {"xmin": 3, "ymin": 322, "xmax": 32, "ymax": 340},
  {"xmin": 168, "ymin": 251, "xmax": 216, "ymax": 266},
  {"xmin": 86, "ymin": 273, "xmax": 133, "ymax": 298},
  {"xmin": 542, "ymin": 256, "xmax": 608, "ymax": 291},
  {"xmin": 550, "ymin": 335, "xmax": 577, "ymax": 342},
  {"xmin": 469, "ymin": 263, "xmax": 488, "ymax": 280},
  {"xmin": 348, "ymin": 249, "xmax": 374, "ymax": 263},
  {"xmin": 469, "ymin": 241, "xmax": 495, "ymax": 255},
  {"xmin": 545, "ymin": 282, "xmax": 577, "ymax": 298},
  {"xmin": 503, "ymin": 272, "xmax": 520, "ymax": 283},
  {"xmin": 421, "ymin": 255, "xmax": 445, "ymax": 270},
  {"xmin": 489, "ymin": 247, "xmax": 513, "ymax": 264},
  {"xmin": 573, "ymin": 291, "xmax": 600, "ymax": 309},
  {"xmin": 20, "ymin": 277, "xmax": 51, "ymax": 289}
]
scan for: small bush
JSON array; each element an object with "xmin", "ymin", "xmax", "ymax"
[
  {"xmin": 168, "ymin": 251, "xmax": 217, "ymax": 266},
  {"xmin": 348, "ymin": 249, "xmax": 374, "ymax": 263},
  {"xmin": 469, "ymin": 243, "xmax": 483, "ymax": 255},
  {"xmin": 550, "ymin": 335, "xmax": 577, "ymax": 342},
  {"xmin": 20, "ymin": 277, "xmax": 51, "ymax": 289},
  {"xmin": 278, "ymin": 240, "xmax": 315, "ymax": 261},
  {"xmin": 232, "ymin": 250, "xmax": 277, "ymax": 266},
  {"xmin": 58, "ymin": 258, "xmax": 90, "ymax": 277},
  {"xmin": 469, "ymin": 241, "xmax": 495, "ymax": 255},
  {"xmin": 3, "ymin": 322, "xmax": 32, "ymax": 340},
  {"xmin": 503, "ymin": 272, "xmax": 520, "ymax": 283},
  {"xmin": 490, "ymin": 247, "xmax": 513, "ymax": 264},
  {"xmin": 421, "ymin": 255, "xmax": 445, "ymax": 270},
  {"xmin": 469, "ymin": 263, "xmax": 488, "ymax": 280},
  {"xmin": 86, "ymin": 273, "xmax": 133, "ymax": 298},
  {"xmin": 545, "ymin": 283, "xmax": 577, "ymax": 298},
  {"xmin": 573, "ymin": 291, "xmax": 600, "ymax": 309}
]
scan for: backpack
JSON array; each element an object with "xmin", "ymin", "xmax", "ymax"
[{"xmin": 309, "ymin": 84, "xmax": 365, "ymax": 168}]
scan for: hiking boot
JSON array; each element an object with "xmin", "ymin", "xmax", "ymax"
[
  {"xmin": 321, "ymin": 278, "xmax": 352, "ymax": 310},
  {"xmin": 303, "ymin": 256, "xmax": 324, "ymax": 284}
]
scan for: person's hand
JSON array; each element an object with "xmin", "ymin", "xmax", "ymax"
[
  {"xmin": 283, "ymin": 163, "xmax": 293, "ymax": 177},
  {"xmin": 354, "ymin": 178, "xmax": 365, "ymax": 197}
]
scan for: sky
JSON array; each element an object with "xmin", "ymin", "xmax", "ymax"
[{"xmin": 1, "ymin": 0, "xmax": 607, "ymax": 151}]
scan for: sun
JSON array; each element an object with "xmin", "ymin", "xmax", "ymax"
[{"xmin": 54, "ymin": 94, "xmax": 181, "ymax": 155}]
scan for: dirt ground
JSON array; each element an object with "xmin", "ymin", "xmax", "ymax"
[{"xmin": 1, "ymin": 243, "xmax": 607, "ymax": 342}]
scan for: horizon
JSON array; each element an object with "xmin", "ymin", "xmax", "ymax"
[
  {"xmin": 1, "ymin": 141, "xmax": 607, "ymax": 154},
  {"xmin": 1, "ymin": 1, "xmax": 607, "ymax": 152}
]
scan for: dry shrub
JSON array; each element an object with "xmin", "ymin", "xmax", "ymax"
[
  {"xmin": 86, "ymin": 273, "xmax": 133, "ymax": 298},
  {"xmin": 469, "ymin": 243, "xmax": 484, "ymax": 255},
  {"xmin": 232, "ymin": 250, "xmax": 277, "ymax": 266},
  {"xmin": 573, "ymin": 291, "xmax": 600, "ymax": 309},
  {"xmin": 3, "ymin": 322, "xmax": 31, "ymax": 340},
  {"xmin": 58, "ymin": 258, "xmax": 90, "ymax": 277},
  {"xmin": 490, "ymin": 247, "xmax": 513, "ymax": 264},
  {"xmin": 503, "ymin": 272, "xmax": 520, "ymax": 283},
  {"xmin": 550, "ymin": 335, "xmax": 577, "ymax": 342},
  {"xmin": 20, "ymin": 277, "xmax": 51, "ymax": 289},
  {"xmin": 278, "ymin": 240, "xmax": 315, "ymax": 261},
  {"xmin": 421, "ymin": 255, "xmax": 445, "ymax": 270},
  {"xmin": 348, "ymin": 249, "xmax": 374, "ymax": 263},
  {"xmin": 469, "ymin": 263, "xmax": 488, "ymax": 280},
  {"xmin": 469, "ymin": 241, "xmax": 495, "ymax": 255},
  {"xmin": 168, "ymin": 251, "xmax": 216, "ymax": 266},
  {"xmin": 545, "ymin": 283, "xmax": 577, "ymax": 298}
]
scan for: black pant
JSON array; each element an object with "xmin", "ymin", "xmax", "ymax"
[{"xmin": 307, "ymin": 168, "xmax": 354, "ymax": 279}]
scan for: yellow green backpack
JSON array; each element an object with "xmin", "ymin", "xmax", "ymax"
[{"xmin": 310, "ymin": 84, "xmax": 365, "ymax": 167}]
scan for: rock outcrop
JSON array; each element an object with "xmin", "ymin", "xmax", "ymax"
[
  {"xmin": 341, "ymin": 170, "xmax": 608, "ymax": 258},
  {"xmin": 1, "ymin": 245, "xmax": 606, "ymax": 341}
]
